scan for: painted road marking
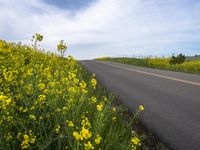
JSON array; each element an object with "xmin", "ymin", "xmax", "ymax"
[{"xmin": 97, "ymin": 61, "xmax": 200, "ymax": 86}]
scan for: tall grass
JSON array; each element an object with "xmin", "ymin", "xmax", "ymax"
[
  {"xmin": 0, "ymin": 40, "xmax": 144, "ymax": 150},
  {"xmin": 96, "ymin": 57, "xmax": 200, "ymax": 74}
]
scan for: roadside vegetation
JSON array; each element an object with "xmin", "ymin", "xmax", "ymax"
[
  {"xmin": 0, "ymin": 35, "xmax": 149, "ymax": 150},
  {"xmin": 96, "ymin": 55, "xmax": 200, "ymax": 74}
]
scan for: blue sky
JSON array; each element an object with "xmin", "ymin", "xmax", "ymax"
[
  {"xmin": 43, "ymin": 0, "xmax": 95, "ymax": 10},
  {"xmin": 0, "ymin": 0, "xmax": 200, "ymax": 59}
]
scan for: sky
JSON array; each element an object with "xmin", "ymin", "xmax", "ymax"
[{"xmin": 0, "ymin": 0, "xmax": 200, "ymax": 60}]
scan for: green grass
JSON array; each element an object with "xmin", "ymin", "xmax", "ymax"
[
  {"xmin": 0, "ymin": 40, "xmax": 152, "ymax": 150},
  {"xmin": 96, "ymin": 57, "xmax": 200, "ymax": 74}
]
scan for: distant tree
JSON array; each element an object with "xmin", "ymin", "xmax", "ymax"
[
  {"xmin": 57, "ymin": 40, "xmax": 67, "ymax": 57},
  {"xmin": 177, "ymin": 53, "xmax": 186, "ymax": 63},
  {"xmin": 169, "ymin": 53, "xmax": 186, "ymax": 64},
  {"xmin": 31, "ymin": 33, "xmax": 43, "ymax": 49}
]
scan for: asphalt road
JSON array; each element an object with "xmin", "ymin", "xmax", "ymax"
[{"xmin": 81, "ymin": 60, "xmax": 200, "ymax": 150}]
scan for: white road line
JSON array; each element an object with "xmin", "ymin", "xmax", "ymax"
[{"xmin": 98, "ymin": 61, "xmax": 200, "ymax": 86}]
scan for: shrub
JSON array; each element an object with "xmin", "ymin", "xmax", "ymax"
[{"xmin": 169, "ymin": 54, "xmax": 186, "ymax": 64}]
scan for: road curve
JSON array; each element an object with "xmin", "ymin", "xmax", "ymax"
[{"xmin": 81, "ymin": 60, "xmax": 200, "ymax": 150}]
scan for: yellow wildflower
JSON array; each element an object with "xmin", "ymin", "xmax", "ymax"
[
  {"xmin": 79, "ymin": 81, "xmax": 88, "ymax": 94},
  {"xmin": 131, "ymin": 137, "xmax": 141, "ymax": 146},
  {"xmin": 27, "ymin": 68, "xmax": 33, "ymax": 76},
  {"xmin": 29, "ymin": 115, "xmax": 36, "ymax": 121},
  {"xmin": 73, "ymin": 131, "xmax": 83, "ymax": 140},
  {"xmin": 91, "ymin": 78, "xmax": 97, "ymax": 89},
  {"xmin": 112, "ymin": 107, "xmax": 116, "ymax": 112},
  {"xmin": 79, "ymin": 81, "xmax": 87, "ymax": 89},
  {"xmin": 95, "ymin": 134, "xmax": 102, "ymax": 144},
  {"xmin": 0, "ymin": 93, "xmax": 13, "ymax": 109},
  {"xmin": 96, "ymin": 104, "xmax": 103, "ymax": 111},
  {"xmin": 91, "ymin": 96, "xmax": 97, "ymax": 103},
  {"xmin": 84, "ymin": 141, "xmax": 94, "ymax": 150},
  {"xmin": 112, "ymin": 117, "xmax": 117, "ymax": 121},
  {"xmin": 63, "ymin": 106, "xmax": 68, "ymax": 111},
  {"xmin": 139, "ymin": 105, "xmax": 144, "ymax": 111},
  {"xmin": 21, "ymin": 134, "xmax": 30, "ymax": 149},
  {"xmin": 48, "ymin": 81, "xmax": 55, "ymax": 88},
  {"xmin": 55, "ymin": 125, "xmax": 60, "ymax": 134},
  {"xmin": 30, "ymin": 137, "xmax": 36, "ymax": 144},
  {"xmin": 81, "ymin": 117, "xmax": 91, "ymax": 128},
  {"xmin": 23, "ymin": 107, "xmax": 28, "ymax": 112},
  {"xmin": 66, "ymin": 120, "xmax": 74, "ymax": 127},
  {"xmin": 38, "ymin": 83, "xmax": 45, "ymax": 90},
  {"xmin": 21, "ymin": 132, "xmax": 36, "ymax": 149},
  {"xmin": 68, "ymin": 87, "xmax": 76, "ymax": 93},
  {"xmin": 56, "ymin": 108, "xmax": 61, "ymax": 112},
  {"xmin": 80, "ymin": 127, "xmax": 92, "ymax": 140},
  {"xmin": 37, "ymin": 94, "xmax": 46, "ymax": 103}
]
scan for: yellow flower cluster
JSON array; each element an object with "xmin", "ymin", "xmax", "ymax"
[
  {"xmin": 81, "ymin": 117, "xmax": 91, "ymax": 128},
  {"xmin": 96, "ymin": 103, "xmax": 104, "ymax": 111},
  {"xmin": 66, "ymin": 120, "xmax": 74, "ymax": 127},
  {"xmin": 21, "ymin": 131, "xmax": 36, "ymax": 149},
  {"xmin": 0, "ymin": 93, "xmax": 13, "ymax": 109},
  {"xmin": 91, "ymin": 96, "xmax": 97, "ymax": 103},
  {"xmin": 73, "ymin": 117, "xmax": 92, "ymax": 141},
  {"xmin": 55, "ymin": 125, "xmax": 61, "ymax": 134},
  {"xmin": 94, "ymin": 134, "xmax": 102, "ymax": 144},
  {"xmin": 130, "ymin": 137, "xmax": 141, "ymax": 150},
  {"xmin": 29, "ymin": 114, "xmax": 36, "ymax": 121},
  {"xmin": 0, "ymin": 39, "xmax": 143, "ymax": 149},
  {"xmin": 91, "ymin": 78, "xmax": 97, "ymax": 89},
  {"xmin": 139, "ymin": 105, "xmax": 144, "ymax": 111},
  {"xmin": 73, "ymin": 127, "xmax": 92, "ymax": 141},
  {"xmin": 84, "ymin": 141, "xmax": 94, "ymax": 150}
]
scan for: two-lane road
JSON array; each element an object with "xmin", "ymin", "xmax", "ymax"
[{"xmin": 81, "ymin": 60, "xmax": 200, "ymax": 150}]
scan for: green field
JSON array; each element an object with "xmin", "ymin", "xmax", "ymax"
[
  {"xmin": 96, "ymin": 57, "xmax": 200, "ymax": 74},
  {"xmin": 0, "ymin": 40, "xmax": 149, "ymax": 150}
]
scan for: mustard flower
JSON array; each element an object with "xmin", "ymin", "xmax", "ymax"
[
  {"xmin": 96, "ymin": 104, "xmax": 103, "ymax": 111},
  {"xmin": 29, "ymin": 115, "xmax": 36, "ymax": 121},
  {"xmin": 139, "ymin": 105, "xmax": 144, "ymax": 111},
  {"xmin": 81, "ymin": 117, "xmax": 91, "ymax": 128},
  {"xmin": 112, "ymin": 117, "xmax": 117, "ymax": 121},
  {"xmin": 0, "ymin": 93, "xmax": 12, "ymax": 109},
  {"xmin": 38, "ymin": 83, "xmax": 45, "ymax": 90},
  {"xmin": 91, "ymin": 78, "xmax": 97, "ymax": 89},
  {"xmin": 91, "ymin": 96, "xmax": 97, "ymax": 103},
  {"xmin": 21, "ymin": 132, "xmax": 36, "ymax": 149},
  {"xmin": 66, "ymin": 120, "xmax": 74, "ymax": 127},
  {"xmin": 131, "ymin": 137, "xmax": 141, "ymax": 147},
  {"xmin": 55, "ymin": 125, "xmax": 60, "ymax": 134},
  {"xmin": 73, "ymin": 131, "xmax": 83, "ymax": 140},
  {"xmin": 84, "ymin": 141, "xmax": 94, "ymax": 150},
  {"xmin": 95, "ymin": 134, "xmax": 102, "ymax": 144},
  {"xmin": 112, "ymin": 107, "xmax": 116, "ymax": 112},
  {"xmin": 37, "ymin": 94, "xmax": 46, "ymax": 103},
  {"xmin": 80, "ymin": 127, "xmax": 92, "ymax": 139}
]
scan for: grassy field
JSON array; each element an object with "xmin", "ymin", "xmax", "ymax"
[
  {"xmin": 96, "ymin": 57, "xmax": 200, "ymax": 74},
  {"xmin": 0, "ymin": 40, "xmax": 149, "ymax": 150}
]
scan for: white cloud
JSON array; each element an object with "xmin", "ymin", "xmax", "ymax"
[{"xmin": 0, "ymin": 0, "xmax": 200, "ymax": 59}]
